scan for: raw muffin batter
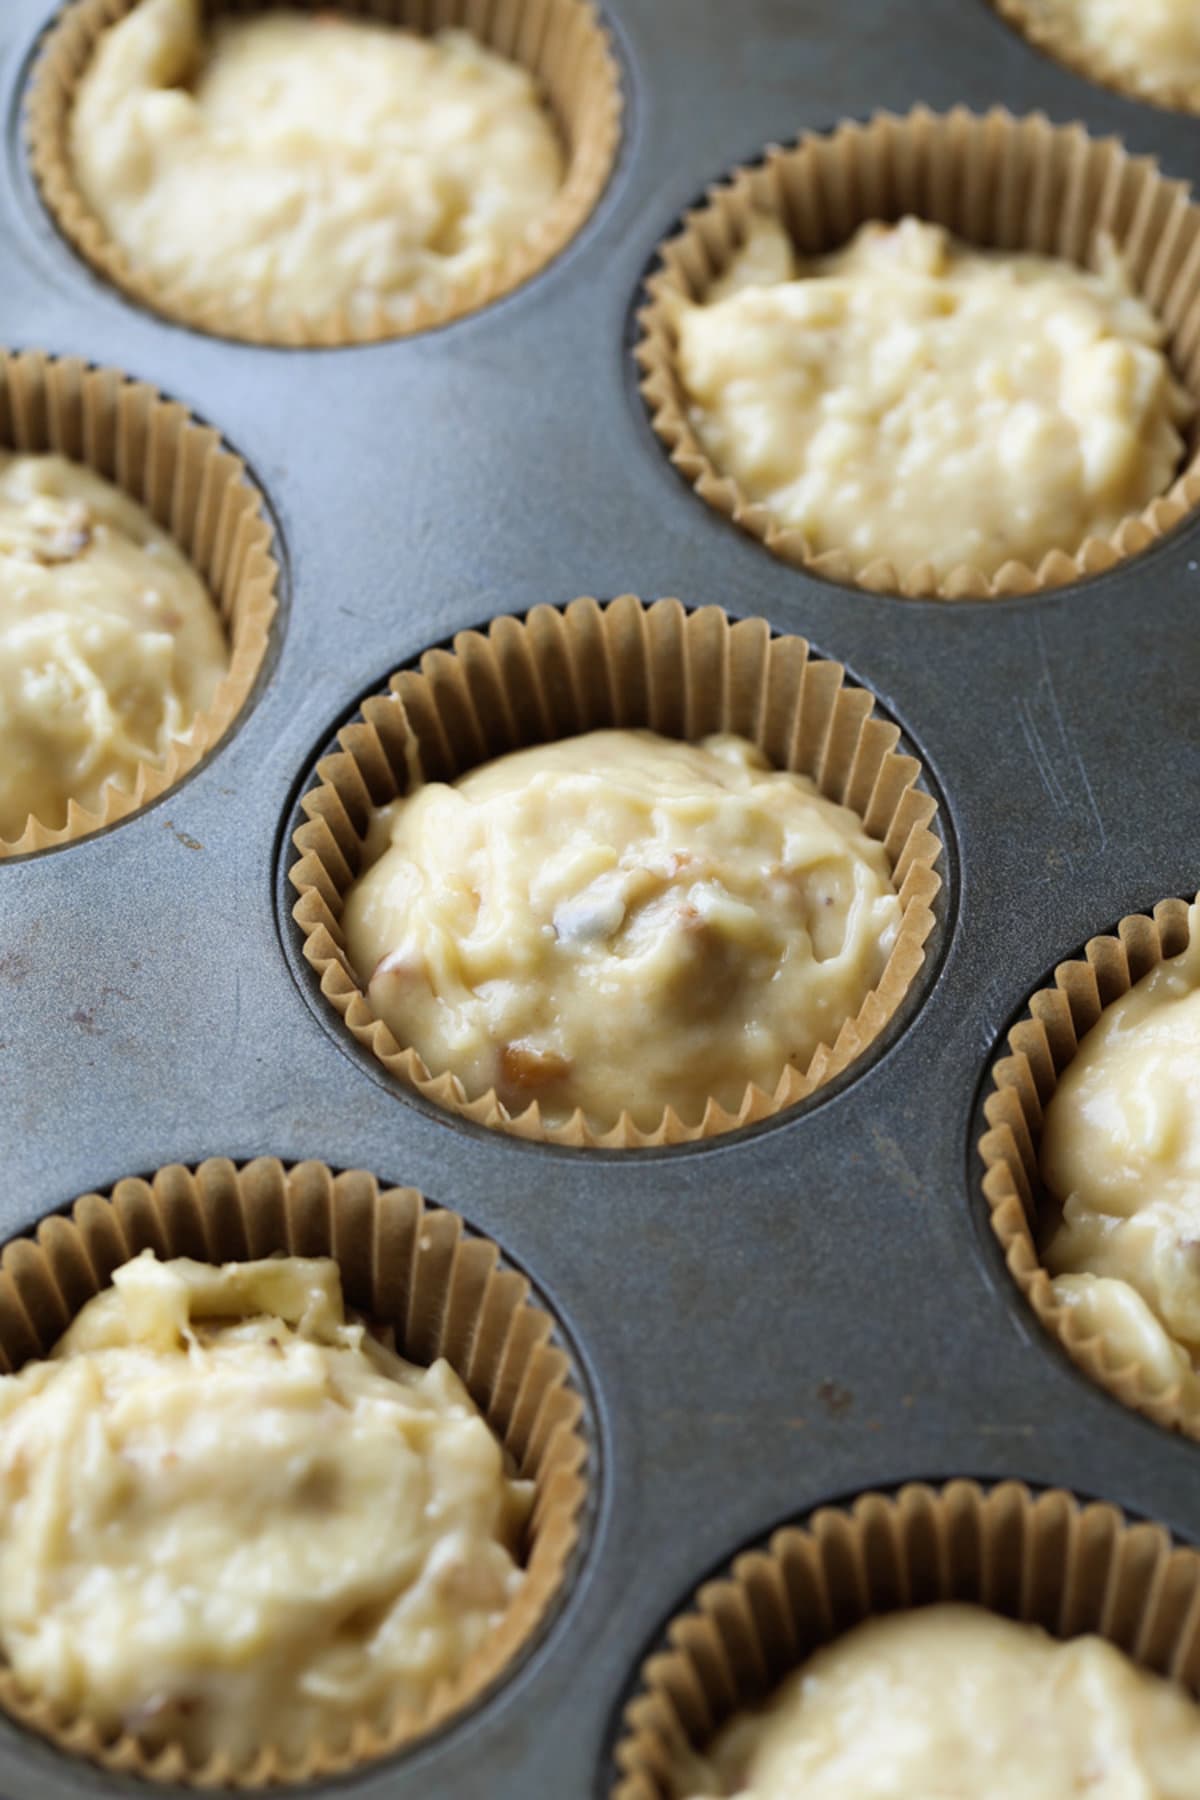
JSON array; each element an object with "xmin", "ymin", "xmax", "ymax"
[
  {"xmin": 1042, "ymin": 907, "xmax": 1200, "ymax": 1404},
  {"xmin": 0, "ymin": 1252, "xmax": 530, "ymax": 1763},
  {"xmin": 686, "ymin": 1604, "xmax": 1200, "ymax": 1797},
  {"xmin": 341, "ymin": 729, "xmax": 902, "ymax": 1130},
  {"xmin": 0, "ymin": 452, "xmax": 227, "ymax": 839},
  {"xmin": 70, "ymin": 0, "xmax": 565, "ymax": 333},
  {"xmin": 674, "ymin": 214, "xmax": 1190, "ymax": 583},
  {"xmin": 1019, "ymin": 0, "xmax": 1200, "ymax": 106}
]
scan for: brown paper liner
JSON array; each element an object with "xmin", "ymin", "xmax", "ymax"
[
  {"xmin": 288, "ymin": 594, "xmax": 945, "ymax": 1148},
  {"xmin": 979, "ymin": 893, "xmax": 1200, "ymax": 1439},
  {"xmin": 0, "ymin": 348, "xmax": 277, "ymax": 856},
  {"xmin": 611, "ymin": 1479, "xmax": 1200, "ymax": 1798},
  {"xmin": 992, "ymin": 1, "xmax": 1200, "ymax": 117},
  {"xmin": 26, "ymin": 0, "xmax": 621, "ymax": 346},
  {"xmin": 0, "ymin": 1156, "xmax": 589, "ymax": 1785},
  {"xmin": 637, "ymin": 107, "xmax": 1200, "ymax": 601}
]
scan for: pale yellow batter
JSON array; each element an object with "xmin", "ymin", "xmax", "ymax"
[
  {"xmin": 686, "ymin": 1604, "xmax": 1200, "ymax": 1797},
  {"xmin": 70, "ymin": 0, "xmax": 565, "ymax": 334},
  {"xmin": 341, "ymin": 730, "xmax": 902, "ymax": 1130},
  {"xmin": 0, "ymin": 1253, "xmax": 530, "ymax": 1763},
  {"xmin": 1042, "ymin": 906, "xmax": 1200, "ymax": 1404},
  {"xmin": 0, "ymin": 452, "xmax": 227, "ymax": 840},
  {"xmin": 1020, "ymin": 0, "xmax": 1200, "ymax": 106},
  {"xmin": 674, "ymin": 214, "xmax": 1189, "ymax": 583}
]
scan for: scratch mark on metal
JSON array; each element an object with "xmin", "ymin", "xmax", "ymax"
[
  {"xmin": 1073, "ymin": 749, "xmax": 1108, "ymax": 852},
  {"xmin": 1015, "ymin": 621, "xmax": 1107, "ymax": 853},
  {"xmin": 1036, "ymin": 619, "xmax": 1107, "ymax": 849},
  {"xmin": 1016, "ymin": 697, "xmax": 1068, "ymax": 811}
]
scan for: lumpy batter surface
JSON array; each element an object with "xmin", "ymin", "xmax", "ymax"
[
  {"xmin": 0, "ymin": 452, "xmax": 227, "ymax": 839},
  {"xmin": 686, "ymin": 1604, "xmax": 1200, "ymax": 1797},
  {"xmin": 342, "ymin": 729, "xmax": 902, "ymax": 1130},
  {"xmin": 70, "ymin": 0, "xmax": 564, "ymax": 333},
  {"xmin": 674, "ymin": 214, "xmax": 1189, "ymax": 583},
  {"xmin": 1042, "ymin": 907, "xmax": 1200, "ymax": 1404},
  {"xmin": 0, "ymin": 1253, "xmax": 530, "ymax": 1763}
]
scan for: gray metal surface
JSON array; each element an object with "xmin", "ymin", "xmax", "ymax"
[{"xmin": 2, "ymin": 0, "xmax": 1200, "ymax": 1793}]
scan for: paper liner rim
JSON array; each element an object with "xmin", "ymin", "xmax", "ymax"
[
  {"xmin": 0, "ymin": 347, "xmax": 278, "ymax": 857},
  {"xmin": 287, "ymin": 593, "xmax": 944, "ymax": 1149},
  {"xmin": 0, "ymin": 1155, "xmax": 590, "ymax": 1785},
  {"xmin": 635, "ymin": 105, "xmax": 1200, "ymax": 602},
  {"xmin": 609, "ymin": 1477, "xmax": 1200, "ymax": 1798},
  {"xmin": 978, "ymin": 893, "xmax": 1200, "ymax": 1440},
  {"xmin": 25, "ymin": 0, "xmax": 622, "ymax": 347}
]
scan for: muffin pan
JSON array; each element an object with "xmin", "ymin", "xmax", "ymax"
[{"xmin": 3, "ymin": 0, "xmax": 1200, "ymax": 1793}]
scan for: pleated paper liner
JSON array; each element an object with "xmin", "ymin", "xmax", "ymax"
[
  {"xmin": 0, "ymin": 349, "xmax": 277, "ymax": 856},
  {"xmin": 288, "ymin": 594, "xmax": 945, "ymax": 1148},
  {"xmin": 0, "ymin": 1156, "xmax": 589, "ymax": 1785},
  {"xmin": 27, "ymin": 0, "xmax": 621, "ymax": 346},
  {"xmin": 979, "ymin": 893, "xmax": 1200, "ymax": 1440},
  {"xmin": 610, "ymin": 1479, "xmax": 1200, "ymax": 1799},
  {"xmin": 991, "ymin": 1, "xmax": 1200, "ymax": 117},
  {"xmin": 636, "ymin": 107, "xmax": 1200, "ymax": 601}
]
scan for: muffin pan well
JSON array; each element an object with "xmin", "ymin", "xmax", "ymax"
[{"xmin": 3, "ymin": 0, "xmax": 1200, "ymax": 1793}]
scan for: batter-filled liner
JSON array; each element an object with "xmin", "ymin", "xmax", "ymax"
[
  {"xmin": 637, "ymin": 107, "xmax": 1200, "ymax": 600},
  {"xmin": 610, "ymin": 1479, "xmax": 1200, "ymax": 1797},
  {"xmin": 288, "ymin": 594, "xmax": 944, "ymax": 1147},
  {"xmin": 991, "ymin": 0, "xmax": 1200, "ymax": 117},
  {"xmin": 979, "ymin": 893, "xmax": 1200, "ymax": 1440},
  {"xmin": 0, "ymin": 348, "xmax": 276, "ymax": 856},
  {"xmin": 27, "ymin": 0, "xmax": 622, "ymax": 345},
  {"xmin": 0, "ymin": 1156, "xmax": 589, "ymax": 1783}
]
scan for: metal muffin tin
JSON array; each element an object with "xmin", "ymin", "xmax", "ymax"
[{"xmin": 2, "ymin": 0, "xmax": 1200, "ymax": 1793}]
